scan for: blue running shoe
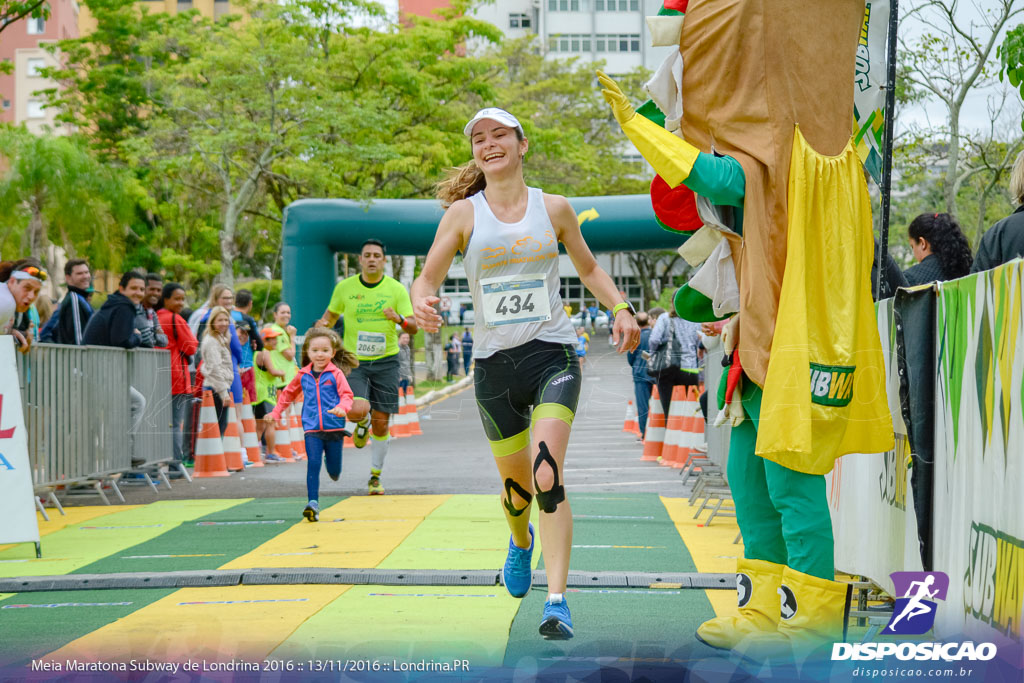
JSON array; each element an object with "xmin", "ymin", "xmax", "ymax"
[
  {"xmin": 502, "ymin": 523, "xmax": 534, "ymax": 598},
  {"xmin": 539, "ymin": 596, "xmax": 574, "ymax": 640}
]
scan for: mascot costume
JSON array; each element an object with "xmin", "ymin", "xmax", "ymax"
[{"xmin": 599, "ymin": 0, "xmax": 894, "ymax": 655}]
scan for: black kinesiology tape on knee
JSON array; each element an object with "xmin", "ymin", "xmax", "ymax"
[
  {"xmin": 503, "ymin": 478, "xmax": 533, "ymax": 517},
  {"xmin": 532, "ymin": 441, "xmax": 565, "ymax": 513}
]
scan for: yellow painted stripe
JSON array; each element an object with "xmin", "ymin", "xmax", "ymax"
[
  {"xmin": 219, "ymin": 495, "xmax": 450, "ymax": 570},
  {"xmin": 661, "ymin": 496, "xmax": 742, "ymax": 619},
  {"xmin": 43, "ymin": 585, "xmax": 349, "ymax": 664},
  {"xmin": 0, "ymin": 500, "xmax": 243, "ymax": 575},
  {"xmin": 271, "ymin": 585, "xmax": 517, "ymax": 667},
  {"xmin": 0, "ymin": 505, "xmax": 140, "ymax": 553}
]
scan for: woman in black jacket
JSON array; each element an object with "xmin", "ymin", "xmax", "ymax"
[{"xmin": 903, "ymin": 213, "xmax": 973, "ymax": 285}]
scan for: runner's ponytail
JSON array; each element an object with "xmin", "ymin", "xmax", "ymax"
[{"xmin": 435, "ymin": 161, "xmax": 487, "ymax": 209}]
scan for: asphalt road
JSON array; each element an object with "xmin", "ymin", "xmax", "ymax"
[{"xmin": 111, "ymin": 339, "xmax": 689, "ymax": 504}]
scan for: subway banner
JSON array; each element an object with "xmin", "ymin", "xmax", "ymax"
[
  {"xmin": 853, "ymin": 0, "xmax": 889, "ymax": 184},
  {"xmin": 828, "ymin": 296, "xmax": 923, "ymax": 595},
  {"xmin": 932, "ymin": 261, "xmax": 1023, "ymax": 644}
]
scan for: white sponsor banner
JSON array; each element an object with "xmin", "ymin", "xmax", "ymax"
[
  {"xmin": 853, "ymin": 0, "xmax": 889, "ymax": 184},
  {"xmin": 0, "ymin": 335, "xmax": 41, "ymax": 549},
  {"xmin": 932, "ymin": 264, "xmax": 1024, "ymax": 643},
  {"xmin": 827, "ymin": 299, "xmax": 921, "ymax": 594}
]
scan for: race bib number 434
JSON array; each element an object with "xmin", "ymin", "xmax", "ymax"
[{"xmin": 481, "ymin": 274, "xmax": 552, "ymax": 328}]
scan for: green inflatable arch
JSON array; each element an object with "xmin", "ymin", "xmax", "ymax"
[{"xmin": 281, "ymin": 194, "xmax": 678, "ymax": 328}]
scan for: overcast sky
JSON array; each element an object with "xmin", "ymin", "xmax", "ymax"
[{"xmin": 897, "ymin": 0, "xmax": 1024, "ymax": 138}]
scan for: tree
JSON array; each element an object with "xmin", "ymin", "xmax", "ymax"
[
  {"xmin": 898, "ymin": 0, "xmax": 1024, "ymax": 216},
  {"xmin": 626, "ymin": 250, "xmax": 687, "ymax": 310},
  {"xmin": 0, "ymin": 126, "xmax": 141, "ymax": 269},
  {"xmin": 998, "ymin": 22, "xmax": 1024, "ymax": 128},
  {"xmin": 0, "ymin": 0, "xmax": 48, "ymax": 39}
]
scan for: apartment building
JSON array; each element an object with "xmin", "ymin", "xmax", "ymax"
[{"xmin": 0, "ymin": 0, "xmax": 79, "ymax": 134}]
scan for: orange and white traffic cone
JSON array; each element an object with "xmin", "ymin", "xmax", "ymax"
[
  {"xmin": 390, "ymin": 390, "xmax": 409, "ymax": 438},
  {"xmin": 677, "ymin": 386, "xmax": 706, "ymax": 470},
  {"xmin": 240, "ymin": 390, "xmax": 263, "ymax": 467},
  {"xmin": 274, "ymin": 415, "xmax": 295, "ymax": 462},
  {"xmin": 406, "ymin": 386, "xmax": 423, "ymax": 436},
  {"xmin": 622, "ymin": 400, "xmax": 641, "ymax": 435},
  {"xmin": 194, "ymin": 390, "xmax": 230, "ymax": 478},
  {"xmin": 670, "ymin": 386, "xmax": 698, "ymax": 469},
  {"xmin": 221, "ymin": 396, "xmax": 246, "ymax": 472},
  {"xmin": 642, "ymin": 386, "xmax": 665, "ymax": 462},
  {"xmin": 660, "ymin": 385, "xmax": 687, "ymax": 467},
  {"xmin": 289, "ymin": 403, "xmax": 307, "ymax": 460}
]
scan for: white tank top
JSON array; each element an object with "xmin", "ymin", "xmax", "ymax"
[
  {"xmin": 463, "ymin": 187, "xmax": 578, "ymax": 359},
  {"xmin": 0, "ymin": 282, "xmax": 16, "ymax": 334}
]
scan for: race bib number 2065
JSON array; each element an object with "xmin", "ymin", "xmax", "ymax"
[{"xmin": 480, "ymin": 274, "xmax": 552, "ymax": 328}]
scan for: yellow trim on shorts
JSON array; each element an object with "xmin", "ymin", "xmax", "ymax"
[
  {"xmin": 532, "ymin": 403, "xmax": 575, "ymax": 428},
  {"xmin": 489, "ymin": 429, "xmax": 530, "ymax": 458}
]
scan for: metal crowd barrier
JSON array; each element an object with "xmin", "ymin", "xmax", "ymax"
[{"xmin": 14, "ymin": 344, "xmax": 174, "ymax": 493}]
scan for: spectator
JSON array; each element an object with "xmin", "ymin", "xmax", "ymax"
[
  {"xmin": 200, "ymin": 306, "xmax": 235, "ymax": 437},
  {"xmin": 903, "ymin": 213, "xmax": 973, "ymax": 285},
  {"xmin": 135, "ymin": 273, "xmax": 168, "ymax": 348},
  {"xmin": 156, "ymin": 282, "xmax": 199, "ymax": 466},
  {"xmin": 398, "ymin": 331, "xmax": 414, "ymax": 393},
  {"xmin": 444, "ymin": 332, "xmax": 460, "ymax": 381},
  {"xmin": 35, "ymin": 294, "xmax": 53, "ymax": 329},
  {"xmin": 575, "ymin": 325, "xmax": 589, "ymax": 368},
  {"xmin": 972, "ymin": 150, "xmax": 1024, "ymax": 273},
  {"xmin": 0, "ymin": 259, "xmax": 46, "ymax": 353},
  {"xmin": 461, "ymin": 326, "xmax": 473, "ymax": 375},
  {"xmin": 196, "ymin": 285, "xmax": 245, "ymax": 417},
  {"xmin": 627, "ymin": 311, "xmax": 656, "ymax": 440},
  {"xmin": 254, "ymin": 326, "xmax": 289, "ymax": 461},
  {"xmin": 40, "ymin": 259, "xmax": 93, "ymax": 345},
  {"xmin": 648, "ymin": 310, "xmax": 702, "ymax": 419},
  {"xmin": 232, "ymin": 289, "xmax": 264, "ymax": 405},
  {"xmin": 268, "ymin": 301, "xmax": 299, "ymax": 383},
  {"xmin": 82, "ymin": 270, "xmax": 148, "ymax": 466},
  {"xmin": 439, "ymin": 295, "xmax": 452, "ymax": 326},
  {"xmin": 587, "ymin": 301, "xmax": 600, "ymax": 332},
  {"xmin": 871, "ymin": 239, "xmax": 907, "ymax": 301}
]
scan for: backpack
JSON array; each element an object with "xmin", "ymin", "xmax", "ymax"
[{"xmin": 647, "ymin": 318, "xmax": 682, "ymax": 377}]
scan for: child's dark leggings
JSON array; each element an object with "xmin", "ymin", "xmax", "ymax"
[{"xmin": 305, "ymin": 434, "xmax": 342, "ymax": 502}]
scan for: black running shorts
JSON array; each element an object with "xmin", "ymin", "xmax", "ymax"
[
  {"xmin": 473, "ymin": 339, "xmax": 582, "ymax": 457},
  {"xmin": 347, "ymin": 354, "xmax": 401, "ymax": 415}
]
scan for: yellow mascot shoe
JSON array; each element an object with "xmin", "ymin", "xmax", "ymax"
[
  {"xmin": 695, "ymin": 558, "xmax": 785, "ymax": 650},
  {"xmin": 736, "ymin": 565, "xmax": 852, "ymax": 661}
]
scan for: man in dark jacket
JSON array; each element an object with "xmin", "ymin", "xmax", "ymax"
[
  {"xmin": 41, "ymin": 259, "xmax": 94, "ymax": 345},
  {"xmin": 83, "ymin": 271, "xmax": 147, "ymax": 465}
]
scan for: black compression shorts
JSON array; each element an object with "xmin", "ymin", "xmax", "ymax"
[{"xmin": 472, "ymin": 339, "xmax": 581, "ymax": 456}]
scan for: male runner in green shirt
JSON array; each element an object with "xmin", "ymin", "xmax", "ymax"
[{"xmin": 318, "ymin": 239, "xmax": 418, "ymax": 494}]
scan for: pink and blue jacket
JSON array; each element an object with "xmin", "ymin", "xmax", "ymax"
[{"xmin": 270, "ymin": 362, "xmax": 354, "ymax": 433}]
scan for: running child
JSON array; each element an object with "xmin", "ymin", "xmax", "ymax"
[
  {"xmin": 253, "ymin": 325, "xmax": 288, "ymax": 461},
  {"xmin": 267, "ymin": 327, "xmax": 358, "ymax": 522}
]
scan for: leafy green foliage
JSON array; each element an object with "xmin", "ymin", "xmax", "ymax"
[
  {"xmin": 998, "ymin": 23, "xmax": 1024, "ymax": 129},
  {"xmin": 0, "ymin": 0, "xmax": 48, "ymax": 38}
]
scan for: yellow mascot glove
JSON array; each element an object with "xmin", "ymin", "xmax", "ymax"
[{"xmin": 597, "ymin": 70, "xmax": 700, "ymax": 188}]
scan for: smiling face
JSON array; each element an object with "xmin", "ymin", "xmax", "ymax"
[
  {"xmin": 145, "ymin": 279, "xmax": 162, "ymax": 308},
  {"xmin": 164, "ymin": 287, "xmax": 186, "ymax": 314},
  {"xmin": 217, "ymin": 288, "xmax": 234, "ymax": 309},
  {"xmin": 471, "ymin": 120, "xmax": 527, "ymax": 178},
  {"xmin": 67, "ymin": 263, "xmax": 91, "ymax": 290},
  {"xmin": 308, "ymin": 335, "xmax": 334, "ymax": 369},
  {"xmin": 274, "ymin": 305, "xmax": 291, "ymax": 327},
  {"xmin": 212, "ymin": 311, "xmax": 230, "ymax": 336},
  {"xmin": 121, "ymin": 277, "xmax": 145, "ymax": 306}
]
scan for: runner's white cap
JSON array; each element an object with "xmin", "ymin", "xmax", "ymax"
[{"xmin": 464, "ymin": 108, "xmax": 524, "ymax": 137}]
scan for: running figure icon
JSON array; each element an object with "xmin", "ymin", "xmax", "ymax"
[{"xmin": 887, "ymin": 575, "xmax": 939, "ymax": 630}]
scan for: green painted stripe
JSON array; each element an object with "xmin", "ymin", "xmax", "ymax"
[
  {"xmin": 74, "ymin": 498, "xmax": 344, "ymax": 575},
  {"xmin": 0, "ymin": 588, "xmax": 176, "ymax": 669},
  {"xmin": 378, "ymin": 495, "xmax": 531, "ymax": 570},
  {"xmin": 0, "ymin": 499, "xmax": 242, "ymax": 576},
  {"xmin": 271, "ymin": 585, "xmax": 520, "ymax": 667},
  {"xmin": 554, "ymin": 493, "xmax": 698, "ymax": 572}
]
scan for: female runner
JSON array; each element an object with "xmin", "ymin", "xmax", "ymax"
[{"xmin": 411, "ymin": 108, "xmax": 640, "ymax": 640}]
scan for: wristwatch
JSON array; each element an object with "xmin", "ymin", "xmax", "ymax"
[{"xmin": 612, "ymin": 301, "xmax": 636, "ymax": 317}]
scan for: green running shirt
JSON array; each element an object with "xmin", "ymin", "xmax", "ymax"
[{"xmin": 327, "ymin": 275, "xmax": 413, "ymax": 360}]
